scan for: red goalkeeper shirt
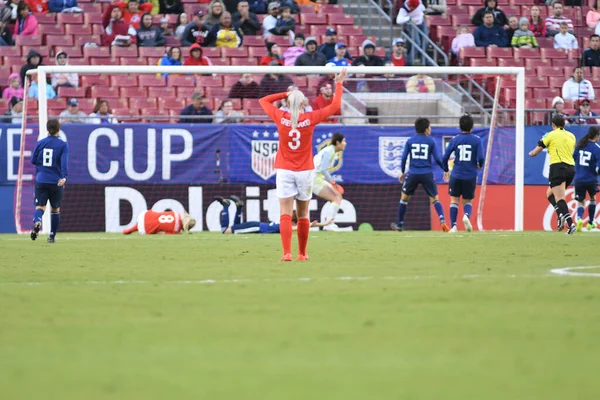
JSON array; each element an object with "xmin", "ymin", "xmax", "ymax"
[
  {"xmin": 259, "ymin": 81, "xmax": 343, "ymax": 171},
  {"xmin": 138, "ymin": 210, "xmax": 182, "ymax": 235}
]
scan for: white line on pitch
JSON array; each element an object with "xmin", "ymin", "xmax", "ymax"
[{"xmin": 549, "ymin": 266, "xmax": 600, "ymax": 277}]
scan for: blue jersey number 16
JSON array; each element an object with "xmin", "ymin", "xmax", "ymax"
[
  {"xmin": 457, "ymin": 144, "xmax": 472, "ymax": 162},
  {"xmin": 42, "ymin": 149, "xmax": 53, "ymax": 167},
  {"xmin": 579, "ymin": 151, "xmax": 592, "ymax": 167}
]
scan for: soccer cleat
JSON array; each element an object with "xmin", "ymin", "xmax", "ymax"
[
  {"xmin": 557, "ymin": 216, "xmax": 565, "ymax": 232},
  {"xmin": 449, "ymin": 225, "xmax": 458, "ymax": 233},
  {"xmin": 280, "ymin": 253, "xmax": 292, "ymax": 262},
  {"xmin": 566, "ymin": 224, "xmax": 576, "ymax": 235},
  {"xmin": 587, "ymin": 221, "xmax": 598, "ymax": 230},
  {"xmin": 229, "ymin": 195, "xmax": 243, "ymax": 208},
  {"xmin": 440, "ymin": 222, "xmax": 450, "ymax": 232},
  {"xmin": 323, "ymin": 223, "xmax": 339, "ymax": 231},
  {"xmin": 462, "ymin": 215, "xmax": 473, "ymax": 232},
  {"xmin": 577, "ymin": 219, "xmax": 583, "ymax": 232},
  {"xmin": 30, "ymin": 221, "xmax": 41, "ymax": 241},
  {"xmin": 214, "ymin": 196, "xmax": 230, "ymax": 207},
  {"xmin": 47, "ymin": 236, "xmax": 55, "ymax": 243},
  {"xmin": 390, "ymin": 222, "xmax": 403, "ymax": 231},
  {"xmin": 297, "ymin": 254, "xmax": 309, "ymax": 261}
]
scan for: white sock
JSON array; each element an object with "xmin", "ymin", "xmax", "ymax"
[{"xmin": 328, "ymin": 202, "xmax": 340, "ymax": 222}]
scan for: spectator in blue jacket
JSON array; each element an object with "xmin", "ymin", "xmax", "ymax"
[
  {"xmin": 49, "ymin": 0, "xmax": 79, "ymax": 13},
  {"xmin": 474, "ymin": 11, "xmax": 508, "ymax": 48},
  {"xmin": 180, "ymin": 92, "xmax": 213, "ymax": 123}
]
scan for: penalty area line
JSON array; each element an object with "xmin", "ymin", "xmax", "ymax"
[{"xmin": 549, "ymin": 266, "xmax": 600, "ymax": 278}]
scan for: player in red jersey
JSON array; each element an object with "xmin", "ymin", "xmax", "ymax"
[
  {"xmin": 122, "ymin": 210, "xmax": 196, "ymax": 235},
  {"xmin": 259, "ymin": 68, "xmax": 347, "ymax": 261}
]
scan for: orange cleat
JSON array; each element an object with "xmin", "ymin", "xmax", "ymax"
[
  {"xmin": 280, "ymin": 253, "xmax": 292, "ymax": 262},
  {"xmin": 441, "ymin": 222, "xmax": 450, "ymax": 232},
  {"xmin": 297, "ymin": 254, "xmax": 309, "ymax": 261}
]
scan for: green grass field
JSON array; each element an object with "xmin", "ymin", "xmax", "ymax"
[{"xmin": 1, "ymin": 231, "xmax": 599, "ymax": 399}]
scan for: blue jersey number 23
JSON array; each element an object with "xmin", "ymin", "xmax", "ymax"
[{"xmin": 411, "ymin": 144, "xmax": 429, "ymax": 160}]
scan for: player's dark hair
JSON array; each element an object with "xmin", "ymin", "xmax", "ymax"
[
  {"xmin": 47, "ymin": 119, "xmax": 60, "ymax": 135},
  {"xmin": 459, "ymin": 114, "xmax": 474, "ymax": 133},
  {"xmin": 552, "ymin": 114, "xmax": 566, "ymax": 128},
  {"xmin": 414, "ymin": 117, "xmax": 430, "ymax": 134},
  {"xmin": 577, "ymin": 126, "xmax": 600, "ymax": 149},
  {"xmin": 591, "ymin": 34, "xmax": 600, "ymax": 41},
  {"xmin": 482, "ymin": 11, "xmax": 494, "ymax": 18},
  {"xmin": 331, "ymin": 132, "xmax": 345, "ymax": 145}
]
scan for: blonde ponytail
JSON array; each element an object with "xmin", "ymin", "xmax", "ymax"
[{"xmin": 287, "ymin": 90, "xmax": 306, "ymax": 129}]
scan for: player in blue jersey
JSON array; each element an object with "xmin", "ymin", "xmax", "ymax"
[
  {"xmin": 391, "ymin": 117, "xmax": 450, "ymax": 232},
  {"xmin": 442, "ymin": 114, "xmax": 485, "ymax": 232},
  {"xmin": 573, "ymin": 126, "xmax": 600, "ymax": 231},
  {"xmin": 215, "ymin": 195, "xmax": 330, "ymax": 234},
  {"xmin": 30, "ymin": 119, "xmax": 69, "ymax": 243}
]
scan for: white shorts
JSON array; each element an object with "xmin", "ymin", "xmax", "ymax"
[
  {"xmin": 276, "ymin": 169, "xmax": 313, "ymax": 201},
  {"xmin": 312, "ymin": 173, "xmax": 334, "ymax": 196}
]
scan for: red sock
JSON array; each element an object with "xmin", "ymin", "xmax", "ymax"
[
  {"xmin": 123, "ymin": 224, "xmax": 138, "ymax": 235},
  {"xmin": 280, "ymin": 214, "xmax": 293, "ymax": 255},
  {"xmin": 297, "ymin": 218, "xmax": 310, "ymax": 256}
]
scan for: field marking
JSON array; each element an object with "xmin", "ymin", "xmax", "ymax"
[
  {"xmin": 0, "ymin": 273, "xmax": 551, "ymax": 287},
  {"xmin": 549, "ymin": 266, "xmax": 600, "ymax": 278}
]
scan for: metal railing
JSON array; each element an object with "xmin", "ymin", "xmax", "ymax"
[{"xmin": 403, "ymin": 20, "xmax": 449, "ymax": 67}]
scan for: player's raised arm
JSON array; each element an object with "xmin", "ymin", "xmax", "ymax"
[
  {"xmin": 312, "ymin": 68, "xmax": 347, "ymax": 124},
  {"xmin": 259, "ymin": 91, "xmax": 288, "ymax": 121}
]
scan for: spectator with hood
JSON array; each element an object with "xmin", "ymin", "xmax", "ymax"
[
  {"xmin": 205, "ymin": 0, "xmax": 225, "ymax": 29},
  {"xmin": 183, "ymin": 42, "xmax": 212, "ymax": 65},
  {"xmin": 471, "ymin": 0, "xmax": 508, "ymax": 27},
  {"xmin": 295, "ymin": 36, "xmax": 327, "ymax": 66},
  {"xmin": 2, "ymin": 73, "xmax": 24, "ymax": 100},
  {"xmin": 232, "ymin": 0, "xmax": 261, "ymax": 35},
  {"xmin": 14, "ymin": 2, "xmax": 37, "ymax": 37},
  {"xmin": 260, "ymin": 42, "xmax": 284, "ymax": 65},
  {"xmin": 352, "ymin": 39, "xmax": 384, "ymax": 67},
  {"xmin": 161, "ymin": 0, "xmax": 183, "ymax": 15},
  {"xmin": 209, "ymin": 11, "xmax": 243, "ymax": 47},
  {"xmin": 284, "ymin": 33, "xmax": 305, "ymax": 66},
  {"xmin": 51, "ymin": 51, "xmax": 78, "ymax": 90},
  {"xmin": 102, "ymin": 3, "xmax": 137, "ymax": 47},
  {"xmin": 137, "ymin": 12, "xmax": 166, "ymax": 46},
  {"xmin": 228, "ymin": 74, "xmax": 259, "ymax": 99},
  {"xmin": 113, "ymin": 0, "xmax": 153, "ymax": 30},
  {"xmin": 19, "ymin": 49, "xmax": 43, "ymax": 85},
  {"xmin": 181, "ymin": 11, "xmax": 211, "ymax": 46}
]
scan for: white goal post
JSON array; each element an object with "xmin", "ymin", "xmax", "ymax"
[{"xmin": 24, "ymin": 65, "xmax": 526, "ymax": 231}]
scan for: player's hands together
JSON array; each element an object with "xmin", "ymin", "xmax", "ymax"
[
  {"xmin": 335, "ymin": 68, "xmax": 348, "ymax": 83},
  {"xmin": 443, "ymin": 171, "xmax": 450, "ymax": 182},
  {"xmin": 398, "ymin": 173, "xmax": 405, "ymax": 183},
  {"xmin": 57, "ymin": 178, "xmax": 66, "ymax": 187}
]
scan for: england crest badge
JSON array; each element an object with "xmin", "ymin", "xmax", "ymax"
[{"xmin": 379, "ymin": 136, "xmax": 408, "ymax": 178}]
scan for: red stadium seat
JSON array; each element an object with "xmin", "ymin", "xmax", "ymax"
[
  {"xmin": 0, "ymin": 66, "xmax": 11, "ymax": 84},
  {"xmin": 331, "ymin": 15, "xmax": 354, "ymax": 25},
  {"xmin": 4, "ymin": 56, "xmax": 23, "ymax": 67},
  {"xmin": 458, "ymin": 0, "xmax": 482, "ymax": 5},
  {"xmin": 38, "ymin": 24, "xmax": 64, "ymax": 36},
  {"xmin": 158, "ymin": 98, "xmax": 186, "ymax": 111},
  {"xmin": 90, "ymin": 57, "xmax": 115, "ymax": 65},
  {"xmin": 298, "ymin": 4, "xmax": 316, "ymax": 14},
  {"xmin": 514, "ymin": 47, "xmax": 540, "ymax": 60},
  {"xmin": 548, "ymin": 76, "xmax": 565, "ymax": 88},
  {"xmin": 129, "ymin": 98, "xmax": 157, "ymax": 109},
  {"xmin": 167, "ymin": 75, "xmax": 195, "ymax": 87},
  {"xmin": 552, "ymin": 58, "xmax": 573, "ymax": 68},
  {"xmin": 526, "ymin": 76, "xmax": 549, "ymax": 88},
  {"xmin": 139, "ymin": 47, "xmax": 166, "ymax": 58},
  {"xmin": 468, "ymin": 58, "xmax": 497, "ymax": 67},
  {"xmin": 65, "ymin": 24, "xmax": 93, "ymax": 35},
  {"xmin": 84, "ymin": 12, "xmax": 103, "ymax": 25},
  {"xmin": 201, "ymin": 47, "xmax": 221, "ymax": 58},
  {"xmin": 318, "ymin": 4, "xmax": 342, "ymax": 13},
  {"xmin": 110, "ymin": 75, "xmax": 139, "ymax": 88},
  {"xmin": 57, "ymin": 86, "xmax": 87, "ymax": 98},
  {"xmin": 210, "ymin": 57, "xmax": 231, "ymax": 66},
  {"xmin": 300, "ymin": 14, "xmax": 327, "ymax": 25},
  {"xmin": 148, "ymin": 87, "xmax": 177, "ymax": 98},
  {"xmin": 120, "ymin": 87, "xmax": 148, "ymax": 98},
  {"xmin": 536, "ymin": 37, "xmax": 554, "ymax": 48},
  {"xmin": 22, "ymin": 46, "xmax": 50, "ymax": 59},
  {"xmin": 242, "ymin": 99, "xmax": 260, "ymax": 109},
  {"xmin": 74, "ymin": 35, "xmax": 101, "ymax": 48},
  {"xmin": 45, "ymin": 35, "xmax": 74, "ymax": 48},
  {"xmin": 537, "ymin": 67, "xmax": 565, "ymax": 77},
  {"xmin": 426, "ymin": 15, "xmax": 451, "ymax": 28},
  {"xmin": 79, "ymin": 2, "xmax": 101, "ymax": 12},
  {"xmin": 57, "ymin": 13, "xmax": 83, "ymax": 25},
  {"xmin": 223, "ymin": 75, "xmax": 240, "ymax": 88},
  {"xmin": 177, "ymin": 86, "xmax": 200, "ymax": 99},
  {"xmin": 244, "ymin": 36, "xmax": 265, "ymax": 47},
  {"xmin": 497, "ymin": 58, "xmax": 524, "ymax": 67},
  {"xmin": 111, "ymin": 46, "xmax": 138, "ymax": 58},
  {"xmin": 90, "ymin": 86, "xmax": 120, "ymax": 98},
  {"xmin": 0, "ymin": 47, "xmax": 21, "ymax": 57},
  {"xmin": 205, "ymin": 87, "xmax": 230, "ymax": 97},
  {"xmin": 230, "ymin": 57, "xmax": 258, "ymax": 66},
  {"xmin": 139, "ymin": 75, "xmax": 167, "ymax": 87},
  {"xmin": 267, "ymin": 36, "xmax": 291, "ymax": 46},
  {"xmin": 47, "ymin": 98, "xmax": 67, "ymax": 110},
  {"xmin": 221, "ymin": 47, "xmax": 248, "ymax": 58},
  {"xmin": 81, "ymin": 75, "xmax": 109, "ymax": 88},
  {"xmin": 141, "ymin": 108, "xmax": 169, "ymax": 122},
  {"xmin": 533, "ymin": 87, "xmax": 559, "ymax": 98},
  {"xmin": 540, "ymin": 48, "xmax": 568, "ymax": 61},
  {"xmin": 459, "ymin": 47, "xmax": 485, "ymax": 63},
  {"xmin": 291, "ymin": 76, "xmax": 308, "ymax": 88},
  {"xmin": 15, "ymin": 35, "xmax": 42, "ymax": 47},
  {"xmin": 486, "ymin": 47, "xmax": 513, "ymax": 59},
  {"xmin": 347, "ymin": 35, "xmax": 369, "ymax": 47},
  {"xmin": 119, "ymin": 57, "xmax": 147, "ymax": 65},
  {"xmin": 76, "ymin": 98, "xmax": 96, "ymax": 114},
  {"xmin": 55, "ymin": 46, "xmax": 83, "ymax": 58},
  {"xmin": 35, "ymin": 13, "xmax": 56, "ymax": 24},
  {"xmin": 83, "ymin": 46, "xmax": 110, "ymax": 60},
  {"xmin": 248, "ymin": 47, "xmax": 265, "ymax": 58},
  {"xmin": 451, "ymin": 15, "xmax": 472, "ymax": 27},
  {"xmin": 198, "ymin": 76, "xmax": 223, "ymax": 87}
]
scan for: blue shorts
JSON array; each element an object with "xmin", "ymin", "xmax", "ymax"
[
  {"xmin": 449, "ymin": 176, "xmax": 477, "ymax": 200},
  {"xmin": 402, "ymin": 172, "xmax": 438, "ymax": 197},
  {"xmin": 574, "ymin": 182, "xmax": 598, "ymax": 202},
  {"xmin": 34, "ymin": 182, "xmax": 64, "ymax": 209}
]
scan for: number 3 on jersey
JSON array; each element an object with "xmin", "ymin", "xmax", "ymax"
[
  {"xmin": 288, "ymin": 129, "xmax": 301, "ymax": 150},
  {"xmin": 42, "ymin": 149, "xmax": 53, "ymax": 166}
]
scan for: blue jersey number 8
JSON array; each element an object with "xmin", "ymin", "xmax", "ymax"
[{"xmin": 42, "ymin": 149, "xmax": 53, "ymax": 167}]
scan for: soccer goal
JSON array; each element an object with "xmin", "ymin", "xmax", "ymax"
[{"xmin": 14, "ymin": 65, "xmax": 525, "ymax": 234}]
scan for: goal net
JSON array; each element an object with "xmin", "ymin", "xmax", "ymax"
[{"xmin": 14, "ymin": 65, "xmax": 524, "ymax": 234}]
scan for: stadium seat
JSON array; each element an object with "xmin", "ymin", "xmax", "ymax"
[
  {"xmin": 79, "ymin": 2, "xmax": 101, "ymax": 12},
  {"xmin": 46, "ymin": 35, "xmax": 74, "ymax": 49},
  {"xmin": 3, "ymin": 56, "xmax": 22, "ymax": 68},
  {"xmin": 451, "ymin": 15, "xmax": 472, "ymax": 27},
  {"xmin": 139, "ymin": 75, "xmax": 167, "ymax": 87},
  {"xmin": 55, "ymin": 46, "xmax": 83, "ymax": 58},
  {"xmin": 110, "ymin": 76, "xmax": 139, "ymax": 88},
  {"xmin": 497, "ymin": 58, "xmax": 524, "ymax": 67},
  {"xmin": 347, "ymin": 35, "xmax": 369, "ymax": 47},
  {"xmin": 459, "ymin": 47, "xmax": 485, "ymax": 63},
  {"xmin": 118, "ymin": 58, "xmax": 146, "ymax": 65},
  {"xmin": 300, "ymin": 14, "xmax": 327, "ymax": 25},
  {"xmin": 0, "ymin": 47, "xmax": 21, "ymax": 57},
  {"xmin": 486, "ymin": 47, "xmax": 513, "ymax": 59},
  {"xmin": 242, "ymin": 36, "xmax": 264, "ymax": 47},
  {"xmin": 248, "ymin": 47, "xmax": 265, "ymax": 58},
  {"xmin": 111, "ymin": 46, "xmax": 138, "ymax": 58},
  {"xmin": 167, "ymin": 75, "xmax": 195, "ymax": 87},
  {"xmin": 65, "ymin": 24, "xmax": 93, "ymax": 35},
  {"xmin": 526, "ymin": 99, "xmax": 548, "ymax": 125},
  {"xmin": 468, "ymin": 58, "xmax": 497, "ymax": 67},
  {"xmin": 47, "ymin": 98, "xmax": 66, "ymax": 111},
  {"xmin": 81, "ymin": 75, "xmax": 109, "ymax": 88},
  {"xmin": 548, "ymin": 76, "xmax": 565, "ymax": 89},
  {"xmin": 176, "ymin": 86, "xmax": 200, "ymax": 99},
  {"xmin": 22, "ymin": 46, "xmax": 50, "ymax": 59},
  {"xmin": 74, "ymin": 35, "xmax": 100, "ymax": 48},
  {"xmin": 458, "ymin": 0, "xmax": 482, "ymax": 5},
  {"xmin": 552, "ymin": 58, "xmax": 572, "ymax": 68},
  {"xmin": 426, "ymin": 15, "xmax": 452, "ymax": 27},
  {"xmin": 533, "ymin": 87, "xmax": 559, "ymax": 98},
  {"xmin": 331, "ymin": 15, "xmax": 354, "ymax": 25},
  {"xmin": 90, "ymin": 86, "xmax": 120, "ymax": 98},
  {"xmin": 158, "ymin": 98, "xmax": 186, "ymax": 111},
  {"xmin": 89, "ymin": 57, "xmax": 115, "ymax": 65},
  {"xmin": 211, "ymin": 57, "xmax": 231, "ymax": 66},
  {"xmin": 84, "ymin": 12, "xmax": 103, "ymax": 25},
  {"xmin": 200, "ymin": 47, "xmax": 221, "ymax": 58},
  {"xmin": 221, "ymin": 47, "xmax": 248, "ymax": 58},
  {"xmin": 139, "ymin": 47, "xmax": 166, "ymax": 58},
  {"xmin": 537, "ymin": 67, "xmax": 565, "ymax": 77},
  {"xmin": 318, "ymin": 4, "xmax": 342, "ymax": 13},
  {"xmin": 149, "ymin": 87, "xmax": 177, "ymax": 98},
  {"xmin": 298, "ymin": 4, "xmax": 316, "ymax": 14},
  {"xmin": 141, "ymin": 108, "xmax": 169, "ymax": 122},
  {"xmin": 223, "ymin": 75, "xmax": 240, "ymax": 87},
  {"xmin": 57, "ymin": 13, "xmax": 83, "ymax": 25},
  {"xmin": 0, "ymin": 66, "xmax": 11, "ymax": 83},
  {"xmin": 57, "ymin": 86, "xmax": 87, "ymax": 98},
  {"xmin": 205, "ymin": 87, "xmax": 230, "ymax": 97},
  {"xmin": 267, "ymin": 36, "xmax": 291, "ymax": 46},
  {"xmin": 540, "ymin": 48, "xmax": 568, "ymax": 61},
  {"xmin": 536, "ymin": 37, "xmax": 554, "ymax": 48},
  {"xmin": 120, "ymin": 87, "xmax": 148, "ymax": 98},
  {"xmin": 15, "ymin": 35, "xmax": 42, "ymax": 47},
  {"xmin": 38, "ymin": 24, "xmax": 65, "ymax": 36},
  {"xmin": 514, "ymin": 48, "xmax": 540, "ymax": 60},
  {"xmin": 242, "ymin": 99, "xmax": 260, "ymax": 109},
  {"xmin": 76, "ymin": 98, "xmax": 96, "ymax": 113},
  {"xmin": 230, "ymin": 57, "xmax": 258, "ymax": 66},
  {"xmin": 129, "ymin": 98, "xmax": 157, "ymax": 109},
  {"xmin": 291, "ymin": 75, "xmax": 308, "ymax": 88},
  {"xmin": 83, "ymin": 46, "xmax": 110, "ymax": 60},
  {"xmin": 35, "ymin": 13, "xmax": 56, "ymax": 24},
  {"xmin": 526, "ymin": 77, "xmax": 549, "ymax": 88}
]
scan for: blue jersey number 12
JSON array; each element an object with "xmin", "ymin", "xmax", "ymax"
[{"xmin": 579, "ymin": 151, "xmax": 592, "ymax": 167}]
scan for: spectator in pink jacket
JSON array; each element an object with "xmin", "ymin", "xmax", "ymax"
[
  {"xmin": 587, "ymin": 0, "xmax": 600, "ymax": 29},
  {"xmin": 451, "ymin": 26, "xmax": 475, "ymax": 57},
  {"xmin": 283, "ymin": 33, "xmax": 305, "ymax": 66},
  {"xmin": 2, "ymin": 74, "xmax": 24, "ymax": 101},
  {"xmin": 14, "ymin": 2, "xmax": 38, "ymax": 37}
]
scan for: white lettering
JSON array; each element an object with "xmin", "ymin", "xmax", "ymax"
[
  {"xmin": 105, "ymin": 187, "xmax": 148, "ymax": 232},
  {"xmin": 245, "ymin": 186, "xmax": 260, "ymax": 222},
  {"xmin": 279, "ymin": 117, "xmax": 311, "ymax": 128},
  {"xmin": 7, "ymin": 128, "xmax": 33, "ymax": 181},
  {"xmin": 124, "ymin": 128, "xmax": 156, "ymax": 181},
  {"xmin": 187, "ymin": 187, "xmax": 203, "ymax": 232},
  {"xmin": 88, "ymin": 128, "xmax": 119, "ymax": 181},
  {"xmin": 162, "ymin": 129, "xmax": 193, "ymax": 180}
]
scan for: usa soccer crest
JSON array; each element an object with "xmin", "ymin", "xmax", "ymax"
[
  {"xmin": 315, "ymin": 132, "xmax": 343, "ymax": 173},
  {"xmin": 379, "ymin": 136, "xmax": 408, "ymax": 178},
  {"xmin": 251, "ymin": 130, "xmax": 279, "ymax": 180}
]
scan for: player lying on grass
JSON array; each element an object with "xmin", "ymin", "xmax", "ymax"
[
  {"xmin": 312, "ymin": 132, "xmax": 346, "ymax": 231},
  {"xmin": 30, "ymin": 119, "xmax": 69, "ymax": 244},
  {"xmin": 529, "ymin": 115, "xmax": 577, "ymax": 234},
  {"xmin": 215, "ymin": 195, "xmax": 332, "ymax": 234},
  {"xmin": 122, "ymin": 209, "xmax": 196, "ymax": 234},
  {"xmin": 573, "ymin": 126, "xmax": 600, "ymax": 231},
  {"xmin": 391, "ymin": 118, "xmax": 449, "ymax": 232},
  {"xmin": 442, "ymin": 114, "xmax": 485, "ymax": 232}
]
